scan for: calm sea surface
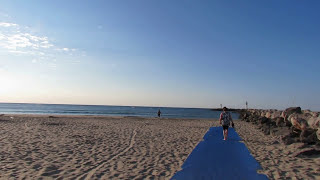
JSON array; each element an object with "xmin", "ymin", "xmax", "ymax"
[{"xmin": 0, "ymin": 103, "xmax": 239, "ymax": 119}]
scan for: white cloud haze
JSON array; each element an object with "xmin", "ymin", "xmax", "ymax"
[
  {"xmin": 0, "ymin": 21, "xmax": 82, "ymax": 64},
  {"xmin": 0, "ymin": 22, "xmax": 17, "ymax": 27}
]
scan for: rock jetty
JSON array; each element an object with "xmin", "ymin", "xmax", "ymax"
[{"xmin": 238, "ymin": 107, "xmax": 320, "ymax": 147}]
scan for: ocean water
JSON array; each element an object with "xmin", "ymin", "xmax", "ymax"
[{"xmin": 0, "ymin": 103, "xmax": 239, "ymax": 119}]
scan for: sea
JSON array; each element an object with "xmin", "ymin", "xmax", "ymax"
[{"xmin": 0, "ymin": 103, "xmax": 239, "ymax": 119}]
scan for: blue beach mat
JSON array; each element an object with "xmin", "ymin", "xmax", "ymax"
[{"xmin": 171, "ymin": 127, "xmax": 268, "ymax": 180}]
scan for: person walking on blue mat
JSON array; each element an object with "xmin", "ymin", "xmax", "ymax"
[{"xmin": 219, "ymin": 107, "xmax": 234, "ymax": 140}]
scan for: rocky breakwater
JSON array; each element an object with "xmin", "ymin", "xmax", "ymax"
[{"xmin": 239, "ymin": 107, "xmax": 320, "ymax": 157}]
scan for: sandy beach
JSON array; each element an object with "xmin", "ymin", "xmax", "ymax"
[
  {"xmin": 0, "ymin": 114, "xmax": 319, "ymax": 179},
  {"xmin": 0, "ymin": 115, "xmax": 215, "ymax": 179},
  {"xmin": 236, "ymin": 121, "xmax": 320, "ymax": 179}
]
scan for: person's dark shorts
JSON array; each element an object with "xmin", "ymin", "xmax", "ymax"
[{"xmin": 222, "ymin": 125, "xmax": 229, "ymax": 130}]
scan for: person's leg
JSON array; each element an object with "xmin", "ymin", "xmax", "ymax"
[
  {"xmin": 225, "ymin": 129, "xmax": 228, "ymax": 140},
  {"xmin": 222, "ymin": 129, "xmax": 225, "ymax": 140},
  {"xmin": 222, "ymin": 126, "xmax": 227, "ymax": 140},
  {"xmin": 222, "ymin": 126, "xmax": 224, "ymax": 140}
]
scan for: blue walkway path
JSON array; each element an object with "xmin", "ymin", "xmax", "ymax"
[{"xmin": 171, "ymin": 127, "xmax": 268, "ymax": 180}]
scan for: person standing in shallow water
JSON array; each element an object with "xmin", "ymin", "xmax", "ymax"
[
  {"xmin": 157, "ymin": 109, "xmax": 161, "ymax": 118},
  {"xmin": 219, "ymin": 107, "xmax": 234, "ymax": 140}
]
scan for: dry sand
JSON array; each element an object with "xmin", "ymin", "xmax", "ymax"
[
  {"xmin": 236, "ymin": 121, "xmax": 320, "ymax": 180},
  {"xmin": 0, "ymin": 115, "xmax": 216, "ymax": 179},
  {"xmin": 0, "ymin": 115, "xmax": 319, "ymax": 179}
]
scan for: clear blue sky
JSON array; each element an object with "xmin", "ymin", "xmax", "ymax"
[{"xmin": 0, "ymin": 0, "xmax": 319, "ymax": 110}]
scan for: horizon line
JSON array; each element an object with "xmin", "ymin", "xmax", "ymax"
[{"xmin": 0, "ymin": 101, "xmax": 217, "ymax": 110}]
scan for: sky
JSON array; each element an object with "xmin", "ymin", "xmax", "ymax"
[{"xmin": 0, "ymin": 0, "xmax": 320, "ymax": 110}]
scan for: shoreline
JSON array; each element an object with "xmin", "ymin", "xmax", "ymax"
[{"xmin": 0, "ymin": 113, "xmax": 219, "ymax": 121}]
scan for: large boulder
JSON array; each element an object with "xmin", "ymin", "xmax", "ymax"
[
  {"xmin": 271, "ymin": 111, "xmax": 282, "ymax": 119},
  {"xmin": 302, "ymin": 110, "xmax": 319, "ymax": 118},
  {"xmin": 242, "ymin": 112, "xmax": 249, "ymax": 119},
  {"xmin": 317, "ymin": 128, "xmax": 320, "ymax": 141},
  {"xmin": 301, "ymin": 110, "xmax": 315, "ymax": 118},
  {"xmin": 258, "ymin": 117, "xmax": 270, "ymax": 125},
  {"xmin": 300, "ymin": 128, "xmax": 318, "ymax": 144},
  {"xmin": 313, "ymin": 112, "xmax": 320, "ymax": 117},
  {"xmin": 286, "ymin": 112, "xmax": 319, "ymax": 129},
  {"xmin": 302, "ymin": 109, "xmax": 312, "ymax": 114},
  {"xmin": 290, "ymin": 126, "xmax": 301, "ymax": 138},
  {"xmin": 281, "ymin": 107, "xmax": 302, "ymax": 120},
  {"xmin": 306, "ymin": 116, "xmax": 320, "ymax": 129},
  {"xmin": 249, "ymin": 114, "xmax": 260, "ymax": 123},
  {"xmin": 238, "ymin": 110, "xmax": 248, "ymax": 120},
  {"xmin": 265, "ymin": 111, "xmax": 272, "ymax": 119},
  {"xmin": 285, "ymin": 119, "xmax": 292, "ymax": 127},
  {"xmin": 274, "ymin": 117, "xmax": 285, "ymax": 127},
  {"xmin": 288, "ymin": 114, "xmax": 308, "ymax": 131}
]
